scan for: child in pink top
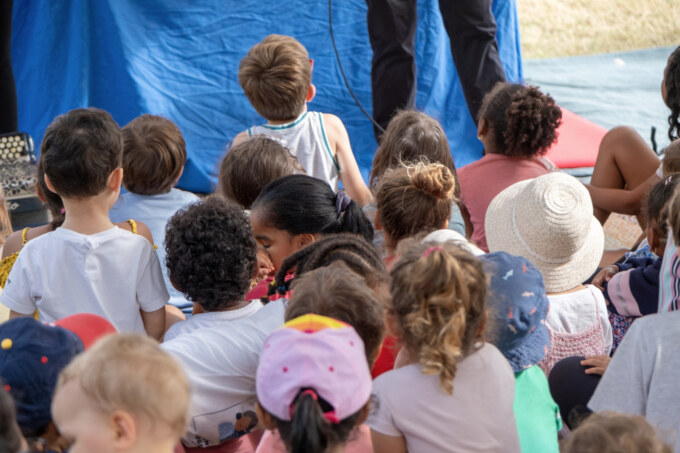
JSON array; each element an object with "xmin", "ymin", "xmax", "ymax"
[{"xmin": 457, "ymin": 82, "xmax": 562, "ymax": 251}]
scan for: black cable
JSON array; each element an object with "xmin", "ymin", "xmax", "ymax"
[{"xmin": 328, "ymin": 0, "xmax": 385, "ymax": 133}]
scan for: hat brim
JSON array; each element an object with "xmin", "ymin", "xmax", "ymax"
[
  {"xmin": 500, "ymin": 319, "xmax": 551, "ymax": 373},
  {"xmin": 485, "ymin": 179, "xmax": 604, "ymax": 293}
]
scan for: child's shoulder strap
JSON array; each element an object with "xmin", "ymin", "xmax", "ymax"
[
  {"xmin": 21, "ymin": 227, "xmax": 30, "ymax": 245},
  {"xmin": 126, "ymin": 219, "xmax": 138, "ymax": 234}
]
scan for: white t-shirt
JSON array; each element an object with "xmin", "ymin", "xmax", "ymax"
[
  {"xmin": 164, "ymin": 300, "xmax": 263, "ymax": 341},
  {"xmin": 367, "ymin": 343, "xmax": 521, "ymax": 453},
  {"xmin": 589, "ymin": 311, "xmax": 680, "ymax": 452},
  {"xmin": 161, "ymin": 300, "xmax": 286, "ymax": 448},
  {"xmin": 0, "ymin": 227, "xmax": 168, "ymax": 334},
  {"xmin": 547, "ymin": 286, "xmax": 612, "ymax": 355},
  {"xmin": 109, "ymin": 188, "xmax": 199, "ymax": 313}
]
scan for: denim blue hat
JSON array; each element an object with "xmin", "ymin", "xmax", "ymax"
[
  {"xmin": 482, "ymin": 251, "xmax": 551, "ymax": 373},
  {"xmin": 0, "ymin": 315, "xmax": 115, "ymax": 433}
]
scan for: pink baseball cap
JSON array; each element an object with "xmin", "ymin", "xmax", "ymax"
[{"xmin": 256, "ymin": 314, "xmax": 372, "ymax": 422}]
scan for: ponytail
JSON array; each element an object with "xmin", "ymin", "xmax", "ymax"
[
  {"xmin": 275, "ymin": 389, "xmax": 364, "ymax": 453},
  {"xmin": 251, "ymin": 175, "xmax": 373, "ymax": 242}
]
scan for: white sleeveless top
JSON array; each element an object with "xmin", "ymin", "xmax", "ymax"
[{"xmin": 247, "ymin": 111, "xmax": 340, "ymax": 190}]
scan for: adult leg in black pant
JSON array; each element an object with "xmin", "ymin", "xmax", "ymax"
[
  {"xmin": 365, "ymin": 0, "xmax": 417, "ymax": 141},
  {"xmin": 0, "ymin": 0, "xmax": 17, "ymax": 133},
  {"xmin": 438, "ymin": 0, "xmax": 506, "ymax": 123}
]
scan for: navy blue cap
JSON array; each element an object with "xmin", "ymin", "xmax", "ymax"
[
  {"xmin": 482, "ymin": 251, "xmax": 551, "ymax": 373},
  {"xmin": 0, "ymin": 317, "xmax": 84, "ymax": 432}
]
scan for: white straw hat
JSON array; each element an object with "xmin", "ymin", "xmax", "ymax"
[{"xmin": 484, "ymin": 172, "xmax": 604, "ymax": 293}]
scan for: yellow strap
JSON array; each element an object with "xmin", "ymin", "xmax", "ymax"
[
  {"xmin": 21, "ymin": 227, "xmax": 29, "ymax": 245},
  {"xmin": 126, "ymin": 219, "xmax": 137, "ymax": 235}
]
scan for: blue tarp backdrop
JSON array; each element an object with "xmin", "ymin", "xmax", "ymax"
[{"xmin": 12, "ymin": 0, "xmax": 522, "ymax": 193}]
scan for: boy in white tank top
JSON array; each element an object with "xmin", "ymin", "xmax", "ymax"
[{"xmin": 233, "ymin": 34, "xmax": 372, "ymax": 207}]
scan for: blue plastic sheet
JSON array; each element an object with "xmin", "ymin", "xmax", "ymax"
[{"xmin": 12, "ymin": 0, "xmax": 522, "ymax": 193}]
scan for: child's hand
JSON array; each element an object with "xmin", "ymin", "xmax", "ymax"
[
  {"xmin": 581, "ymin": 355, "xmax": 611, "ymax": 375},
  {"xmin": 256, "ymin": 248, "xmax": 275, "ymax": 282},
  {"xmin": 592, "ymin": 265, "xmax": 619, "ymax": 290}
]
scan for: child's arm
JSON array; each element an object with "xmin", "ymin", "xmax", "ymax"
[
  {"xmin": 371, "ymin": 431, "xmax": 407, "ymax": 453},
  {"xmin": 141, "ymin": 307, "xmax": 166, "ymax": 341},
  {"xmin": 322, "ymin": 113, "xmax": 373, "ymax": 207},
  {"xmin": 584, "ymin": 172, "xmax": 660, "ymax": 218},
  {"xmin": 603, "ymin": 259, "xmax": 661, "ymax": 316},
  {"xmin": 8, "ymin": 309, "xmax": 31, "ymax": 319}
]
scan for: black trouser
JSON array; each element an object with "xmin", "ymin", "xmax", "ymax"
[
  {"xmin": 366, "ymin": 0, "xmax": 506, "ymax": 140},
  {"xmin": 0, "ymin": 0, "xmax": 17, "ymax": 134}
]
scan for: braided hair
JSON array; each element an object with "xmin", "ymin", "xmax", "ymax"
[
  {"xmin": 262, "ymin": 233, "xmax": 386, "ymax": 303},
  {"xmin": 665, "ymin": 46, "xmax": 680, "ymax": 142}
]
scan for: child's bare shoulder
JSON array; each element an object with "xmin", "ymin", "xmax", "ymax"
[{"xmin": 232, "ymin": 130, "xmax": 249, "ymax": 147}]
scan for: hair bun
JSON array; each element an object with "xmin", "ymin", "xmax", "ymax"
[{"xmin": 410, "ymin": 163, "xmax": 455, "ymax": 200}]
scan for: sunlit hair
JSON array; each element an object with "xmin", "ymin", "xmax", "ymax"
[
  {"xmin": 376, "ymin": 161, "xmax": 456, "ymax": 246},
  {"xmin": 239, "ymin": 34, "xmax": 311, "ymax": 121},
  {"xmin": 56, "ymin": 334, "xmax": 190, "ymax": 439},
  {"xmin": 561, "ymin": 412, "xmax": 672, "ymax": 453},
  {"xmin": 389, "ymin": 240, "xmax": 487, "ymax": 394}
]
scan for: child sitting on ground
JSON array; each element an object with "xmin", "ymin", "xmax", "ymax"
[
  {"xmin": 367, "ymin": 110, "xmax": 465, "ymax": 237},
  {"xmin": 163, "ymin": 197, "xmax": 261, "ymax": 340},
  {"xmin": 593, "ymin": 174, "xmax": 680, "ymax": 352},
  {"xmin": 0, "ymin": 108, "xmax": 168, "ymax": 339},
  {"xmin": 375, "ymin": 162, "xmax": 456, "ymax": 263},
  {"xmin": 51, "ymin": 333, "xmax": 190, "ymax": 453},
  {"xmin": 368, "ymin": 241, "xmax": 521, "ymax": 453},
  {"xmin": 247, "ymin": 174, "xmax": 373, "ymax": 301},
  {"xmin": 218, "ymin": 136, "xmax": 304, "ymax": 210},
  {"xmin": 109, "ymin": 114, "xmax": 199, "ymax": 316},
  {"xmin": 482, "ymin": 252, "xmax": 561, "ymax": 453},
  {"xmin": 561, "ymin": 412, "xmax": 672, "ymax": 453},
  {"xmin": 256, "ymin": 314, "xmax": 373, "ymax": 453},
  {"xmin": 234, "ymin": 34, "xmax": 372, "ymax": 207},
  {"xmin": 457, "ymin": 82, "xmax": 562, "ymax": 251},
  {"xmin": 256, "ymin": 262, "xmax": 385, "ymax": 453},
  {"xmin": 485, "ymin": 172, "xmax": 611, "ymax": 375},
  {"xmin": 585, "ymin": 45, "xmax": 680, "ymax": 226}
]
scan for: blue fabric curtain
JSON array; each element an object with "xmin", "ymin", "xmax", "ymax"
[{"xmin": 12, "ymin": 0, "xmax": 522, "ymax": 193}]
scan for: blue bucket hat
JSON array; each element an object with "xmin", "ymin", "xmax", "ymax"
[{"xmin": 482, "ymin": 251, "xmax": 551, "ymax": 373}]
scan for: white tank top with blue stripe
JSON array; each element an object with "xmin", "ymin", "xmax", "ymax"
[{"xmin": 247, "ymin": 111, "xmax": 340, "ymax": 191}]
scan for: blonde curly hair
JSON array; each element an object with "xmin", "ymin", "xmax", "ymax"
[{"xmin": 389, "ymin": 240, "xmax": 487, "ymax": 394}]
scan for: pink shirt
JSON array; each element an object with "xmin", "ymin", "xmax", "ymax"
[
  {"xmin": 458, "ymin": 154, "xmax": 551, "ymax": 251},
  {"xmin": 255, "ymin": 425, "xmax": 373, "ymax": 453}
]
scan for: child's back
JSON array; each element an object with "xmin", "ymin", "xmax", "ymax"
[
  {"xmin": 236, "ymin": 35, "xmax": 371, "ymax": 207},
  {"xmin": 458, "ymin": 83, "xmax": 561, "ymax": 251},
  {"xmin": 109, "ymin": 114, "xmax": 199, "ymax": 314},
  {"xmin": 367, "ymin": 241, "xmax": 520, "ymax": 453},
  {"xmin": 0, "ymin": 108, "xmax": 168, "ymax": 337}
]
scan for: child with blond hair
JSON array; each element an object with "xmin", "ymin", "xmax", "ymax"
[
  {"xmin": 234, "ymin": 34, "xmax": 371, "ymax": 207},
  {"xmin": 368, "ymin": 241, "xmax": 520, "ymax": 453},
  {"xmin": 109, "ymin": 114, "xmax": 199, "ymax": 316},
  {"xmin": 0, "ymin": 108, "xmax": 168, "ymax": 339},
  {"xmin": 51, "ymin": 333, "xmax": 190, "ymax": 453}
]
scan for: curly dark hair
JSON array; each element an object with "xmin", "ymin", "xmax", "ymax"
[
  {"xmin": 665, "ymin": 46, "xmax": 680, "ymax": 142},
  {"xmin": 165, "ymin": 196, "xmax": 257, "ymax": 311},
  {"xmin": 478, "ymin": 82, "xmax": 562, "ymax": 158},
  {"xmin": 264, "ymin": 233, "xmax": 387, "ymax": 302}
]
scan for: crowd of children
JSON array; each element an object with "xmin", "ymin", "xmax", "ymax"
[{"xmin": 1, "ymin": 34, "xmax": 680, "ymax": 453}]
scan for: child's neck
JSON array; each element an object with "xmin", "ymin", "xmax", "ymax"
[
  {"xmin": 266, "ymin": 106, "xmax": 307, "ymax": 126},
  {"xmin": 548, "ymin": 284, "xmax": 586, "ymax": 296},
  {"xmin": 201, "ymin": 299, "xmax": 252, "ymax": 313},
  {"xmin": 60, "ymin": 193, "xmax": 116, "ymax": 235}
]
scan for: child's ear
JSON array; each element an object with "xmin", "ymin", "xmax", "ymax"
[
  {"xmin": 477, "ymin": 117, "xmax": 489, "ymax": 137},
  {"xmin": 374, "ymin": 211, "xmax": 383, "ymax": 231},
  {"xmin": 108, "ymin": 167, "xmax": 124, "ymax": 193},
  {"xmin": 110, "ymin": 410, "xmax": 136, "ymax": 449},
  {"xmin": 255, "ymin": 402, "xmax": 277, "ymax": 431},
  {"xmin": 384, "ymin": 309, "xmax": 400, "ymax": 339},
  {"xmin": 43, "ymin": 174, "xmax": 58, "ymax": 195},
  {"xmin": 356, "ymin": 402, "xmax": 371, "ymax": 426},
  {"xmin": 294, "ymin": 233, "xmax": 317, "ymax": 249},
  {"xmin": 305, "ymin": 84, "xmax": 316, "ymax": 103},
  {"xmin": 647, "ymin": 225, "xmax": 665, "ymax": 256},
  {"xmin": 173, "ymin": 166, "xmax": 184, "ymax": 186}
]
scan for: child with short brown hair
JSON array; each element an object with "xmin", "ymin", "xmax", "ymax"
[
  {"xmin": 235, "ymin": 34, "xmax": 372, "ymax": 207},
  {"xmin": 218, "ymin": 136, "xmax": 304, "ymax": 210},
  {"xmin": 368, "ymin": 241, "xmax": 521, "ymax": 453},
  {"xmin": 52, "ymin": 333, "xmax": 190, "ymax": 453},
  {"xmin": 109, "ymin": 114, "xmax": 199, "ymax": 315}
]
